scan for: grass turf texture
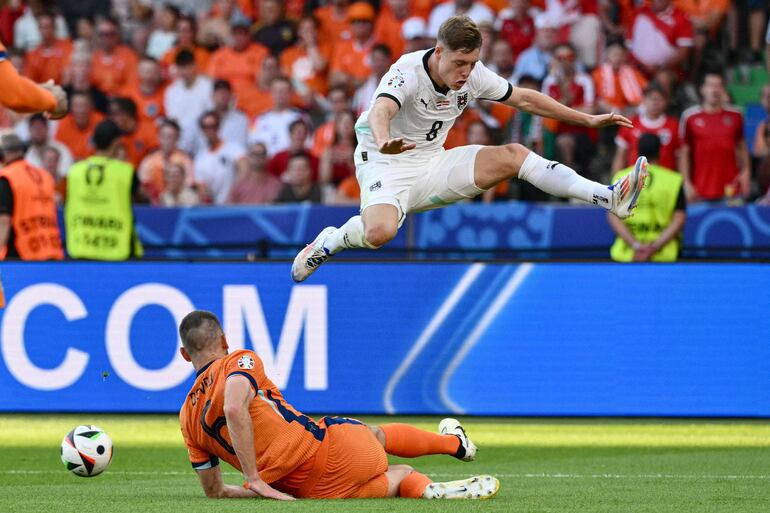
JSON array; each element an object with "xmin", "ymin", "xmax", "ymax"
[{"xmin": 1, "ymin": 415, "xmax": 769, "ymax": 513}]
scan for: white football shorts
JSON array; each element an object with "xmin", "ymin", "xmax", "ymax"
[{"xmin": 354, "ymin": 144, "xmax": 486, "ymax": 223}]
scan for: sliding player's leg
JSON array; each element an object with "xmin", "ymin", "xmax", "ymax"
[
  {"xmin": 368, "ymin": 418, "xmax": 476, "ymax": 461},
  {"xmin": 474, "ymin": 143, "xmax": 647, "ymax": 219}
]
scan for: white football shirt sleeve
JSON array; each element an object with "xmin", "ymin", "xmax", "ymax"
[
  {"xmin": 373, "ymin": 67, "xmax": 418, "ymax": 110},
  {"xmin": 471, "ymin": 61, "xmax": 513, "ymax": 102}
]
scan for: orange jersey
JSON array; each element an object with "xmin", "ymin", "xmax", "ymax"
[
  {"xmin": 314, "ymin": 5, "xmax": 351, "ymax": 44},
  {"xmin": 90, "ymin": 45, "xmax": 139, "ymax": 95},
  {"xmin": 121, "ymin": 120, "xmax": 159, "ymax": 168},
  {"xmin": 280, "ymin": 43, "xmax": 332, "ymax": 96},
  {"xmin": 24, "ymin": 39, "xmax": 72, "ymax": 84},
  {"xmin": 330, "ymin": 39, "xmax": 372, "ymax": 82},
  {"xmin": 179, "ymin": 350, "xmax": 322, "ymax": 484},
  {"xmin": 373, "ymin": 11, "xmax": 405, "ymax": 59},
  {"xmin": 0, "ymin": 43, "xmax": 57, "ymax": 114},
  {"xmin": 127, "ymin": 86, "xmax": 167, "ymax": 123},
  {"xmin": 207, "ymin": 44, "xmax": 269, "ymax": 98},
  {"xmin": 54, "ymin": 110, "xmax": 104, "ymax": 161}
]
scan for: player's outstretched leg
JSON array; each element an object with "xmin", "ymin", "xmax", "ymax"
[
  {"xmin": 371, "ymin": 421, "xmax": 476, "ymax": 461},
  {"xmin": 475, "ymin": 144, "xmax": 648, "ymax": 219},
  {"xmin": 292, "ymin": 205, "xmax": 398, "ymax": 282},
  {"xmin": 422, "ymin": 475, "xmax": 500, "ymax": 500},
  {"xmin": 385, "ymin": 465, "xmax": 500, "ymax": 500}
]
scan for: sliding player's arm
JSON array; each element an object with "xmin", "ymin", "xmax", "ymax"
[
  {"xmin": 503, "ymin": 86, "xmax": 633, "ymax": 129},
  {"xmin": 0, "ymin": 45, "xmax": 67, "ymax": 118},
  {"xmin": 223, "ymin": 375, "xmax": 295, "ymax": 501},
  {"xmin": 196, "ymin": 464, "xmax": 259, "ymax": 498}
]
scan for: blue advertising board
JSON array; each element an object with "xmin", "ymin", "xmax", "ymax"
[{"xmin": 0, "ymin": 262, "xmax": 768, "ymax": 416}]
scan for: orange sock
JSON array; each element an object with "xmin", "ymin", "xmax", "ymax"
[
  {"xmin": 380, "ymin": 423, "xmax": 460, "ymax": 458},
  {"xmin": 398, "ymin": 471, "xmax": 433, "ymax": 498}
]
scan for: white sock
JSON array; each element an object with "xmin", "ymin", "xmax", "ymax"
[
  {"xmin": 517, "ymin": 151, "xmax": 612, "ymax": 209},
  {"xmin": 322, "ymin": 215, "xmax": 376, "ymax": 254}
]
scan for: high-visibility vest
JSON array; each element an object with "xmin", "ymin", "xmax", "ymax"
[
  {"xmin": 610, "ymin": 163, "xmax": 684, "ymax": 262},
  {"xmin": 65, "ymin": 156, "xmax": 143, "ymax": 260},
  {"xmin": 0, "ymin": 159, "xmax": 63, "ymax": 260}
]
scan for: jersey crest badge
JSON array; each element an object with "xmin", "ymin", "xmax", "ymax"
[
  {"xmin": 387, "ymin": 72, "xmax": 405, "ymax": 88},
  {"xmin": 237, "ymin": 355, "xmax": 255, "ymax": 370},
  {"xmin": 457, "ymin": 92, "xmax": 468, "ymax": 109}
]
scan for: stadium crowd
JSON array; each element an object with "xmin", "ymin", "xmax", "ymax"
[{"xmin": 0, "ymin": 0, "xmax": 769, "ymax": 208}]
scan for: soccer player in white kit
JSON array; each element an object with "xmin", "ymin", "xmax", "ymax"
[{"xmin": 292, "ymin": 15, "xmax": 647, "ymax": 282}]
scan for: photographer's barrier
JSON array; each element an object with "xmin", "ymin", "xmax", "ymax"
[
  {"xmin": 0, "ymin": 262, "xmax": 768, "ymax": 416},
  {"xmin": 130, "ymin": 203, "xmax": 770, "ymax": 258}
]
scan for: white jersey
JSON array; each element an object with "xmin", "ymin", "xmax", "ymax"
[{"xmin": 354, "ymin": 49, "xmax": 512, "ymax": 162}]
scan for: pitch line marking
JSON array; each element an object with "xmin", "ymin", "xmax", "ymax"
[
  {"xmin": 5, "ymin": 470, "xmax": 770, "ymax": 480},
  {"xmin": 382, "ymin": 263, "xmax": 485, "ymax": 414}
]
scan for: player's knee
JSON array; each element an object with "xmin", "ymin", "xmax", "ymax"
[
  {"xmin": 501, "ymin": 143, "xmax": 529, "ymax": 177},
  {"xmin": 364, "ymin": 222, "xmax": 397, "ymax": 247},
  {"xmin": 369, "ymin": 425, "xmax": 386, "ymax": 446}
]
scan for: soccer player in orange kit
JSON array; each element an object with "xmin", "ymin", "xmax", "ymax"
[
  {"xmin": 0, "ymin": 42, "xmax": 67, "ymax": 119},
  {"xmin": 178, "ymin": 310, "xmax": 500, "ymax": 500}
]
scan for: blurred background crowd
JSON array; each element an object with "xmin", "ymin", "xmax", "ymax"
[{"xmin": 1, "ymin": 0, "xmax": 770, "ymax": 208}]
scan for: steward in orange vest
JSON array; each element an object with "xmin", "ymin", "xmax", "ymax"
[{"xmin": 0, "ymin": 133, "xmax": 64, "ymax": 260}]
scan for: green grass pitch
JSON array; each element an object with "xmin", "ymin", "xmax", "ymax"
[{"xmin": 2, "ymin": 415, "xmax": 770, "ymax": 513}]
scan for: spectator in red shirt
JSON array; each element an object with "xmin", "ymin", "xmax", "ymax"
[
  {"xmin": 680, "ymin": 72, "xmax": 749, "ymax": 202},
  {"xmin": 267, "ymin": 119, "xmax": 319, "ymax": 179},
  {"xmin": 541, "ymin": 43, "xmax": 597, "ymax": 175},
  {"xmin": 495, "ymin": 0, "xmax": 535, "ymax": 63},
  {"xmin": 613, "ymin": 82, "xmax": 679, "ymax": 173},
  {"xmin": 626, "ymin": 0, "xmax": 693, "ymax": 83},
  {"xmin": 227, "ymin": 142, "xmax": 282, "ymax": 204}
]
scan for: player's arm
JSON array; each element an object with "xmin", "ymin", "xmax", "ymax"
[
  {"xmin": 503, "ymin": 86, "xmax": 633, "ymax": 129},
  {"xmin": 223, "ymin": 375, "xmax": 295, "ymax": 501},
  {"xmin": 0, "ymin": 47, "xmax": 67, "ymax": 118},
  {"xmin": 195, "ymin": 465, "xmax": 258, "ymax": 498},
  {"xmin": 369, "ymin": 95, "xmax": 416, "ymax": 154}
]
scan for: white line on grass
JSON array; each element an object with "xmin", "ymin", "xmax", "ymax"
[{"xmin": 6, "ymin": 470, "xmax": 770, "ymax": 480}]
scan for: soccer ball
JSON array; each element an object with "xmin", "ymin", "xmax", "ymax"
[{"xmin": 60, "ymin": 425, "xmax": 113, "ymax": 477}]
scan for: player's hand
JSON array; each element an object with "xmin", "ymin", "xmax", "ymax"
[
  {"xmin": 585, "ymin": 112, "xmax": 633, "ymax": 129},
  {"xmin": 39, "ymin": 80, "xmax": 68, "ymax": 120},
  {"xmin": 244, "ymin": 478, "xmax": 296, "ymax": 500},
  {"xmin": 378, "ymin": 137, "xmax": 416, "ymax": 154}
]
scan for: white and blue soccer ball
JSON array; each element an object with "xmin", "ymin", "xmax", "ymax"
[{"xmin": 60, "ymin": 425, "xmax": 113, "ymax": 477}]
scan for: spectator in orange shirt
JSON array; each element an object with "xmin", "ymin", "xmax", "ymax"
[
  {"xmin": 374, "ymin": 0, "xmax": 412, "ymax": 58},
  {"xmin": 24, "ymin": 11, "xmax": 72, "ymax": 85},
  {"xmin": 137, "ymin": 118, "xmax": 195, "ymax": 203},
  {"xmin": 592, "ymin": 39, "xmax": 646, "ymax": 117},
  {"xmin": 311, "ymin": 85, "xmax": 351, "ymax": 158},
  {"xmin": 90, "ymin": 17, "xmax": 139, "ymax": 96},
  {"xmin": 160, "ymin": 15, "xmax": 211, "ymax": 78},
  {"xmin": 330, "ymin": 2, "xmax": 377, "ymax": 89},
  {"xmin": 127, "ymin": 56, "xmax": 167, "ymax": 123},
  {"xmin": 207, "ymin": 20, "xmax": 269, "ymax": 98},
  {"xmin": 109, "ymin": 97, "xmax": 159, "ymax": 168},
  {"xmin": 236, "ymin": 54, "xmax": 280, "ymax": 119},
  {"xmin": 0, "ymin": 41, "xmax": 66, "ymax": 119},
  {"xmin": 281, "ymin": 16, "xmax": 332, "ymax": 98},
  {"xmin": 319, "ymin": 110, "xmax": 357, "ymax": 185},
  {"xmin": 53, "ymin": 91, "xmax": 103, "ymax": 161},
  {"xmin": 254, "ymin": 0, "xmax": 296, "ymax": 56},
  {"xmin": 314, "ymin": 0, "xmax": 352, "ymax": 45}
]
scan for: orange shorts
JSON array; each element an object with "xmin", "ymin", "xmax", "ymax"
[{"xmin": 274, "ymin": 417, "xmax": 389, "ymax": 499}]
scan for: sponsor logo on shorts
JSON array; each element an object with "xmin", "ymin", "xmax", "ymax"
[
  {"xmin": 592, "ymin": 194, "xmax": 609, "ymax": 205},
  {"xmin": 362, "ymin": 151, "xmax": 368, "ymax": 162},
  {"xmin": 457, "ymin": 93, "xmax": 468, "ymax": 109},
  {"xmin": 369, "ymin": 181, "xmax": 382, "ymax": 192},
  {"xmin": 237, "ymin": 355, "xmax": 255, "ymax": 369}
]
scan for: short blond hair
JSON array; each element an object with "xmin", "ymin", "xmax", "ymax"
[{"xmin": 437, "ymin": 15, "xmax": 482, "ymax": 53}]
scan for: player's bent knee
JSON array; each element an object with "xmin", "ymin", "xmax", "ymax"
[
  {"xmin": 384, "ymin": 464, "xmax": 415, "ymax": 497},
  {"xmin": 369, "ymin": 425, "xmax": 386, "ymax": 446},
  {"xmin": 364, "ymin": 223, "xmax": 397, "ymax": 248},
  {"xmin": 500, "ymin": 143, "xmax": 529, "ymax": 178}
]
